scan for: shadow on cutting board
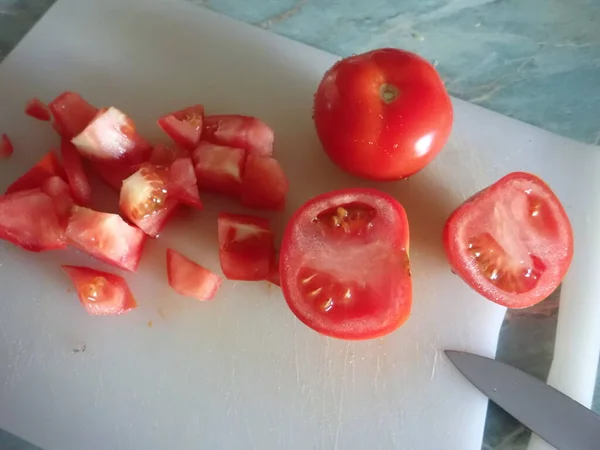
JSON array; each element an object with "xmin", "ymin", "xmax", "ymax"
[{"xmin": 0, "ymin": 428, "xmax": 42, "ymax": 450}]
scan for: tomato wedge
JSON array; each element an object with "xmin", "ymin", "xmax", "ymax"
[
  {"xmin": 166, "ymin": 248, "xmax": 222, "ymax": 300},
  {"xmin": 25, "ymin": 98, "xmax": 51, "ymax": 121},
  {"xmin": 443, "ymin": 172, "xmax": 573, "ymax": 309},
  {"xmin": 65, "ymin": 206, "xmax": 147, "ymax": 272},
  {"xmin": 240, "ymin": 155, "xmax": 288, "ymax": 210},
  {"xmin": 158, "ymin": 105, "xmax": 205, "ymax": 150},
  {"xmin": 217, "ymin": 213, "xmax": 274, "ymax": 280},
  {"xmin": 192, "ymin": 142, "xmax": 245, "ymax": 197},
  {"xmin": 0, "ymin": 189, "xmax": 67, "ymax": 251},
  {"xmin": 120, "ymin": 164, "xmax": 179, "ymax": 237},
  {"xmin": 41, "ymin": 176, "xmax": 74, "ymax": 226},
  {"xmin": 48, "ymin": 92, "xmax": 98, "ymax": 139},
  {"xmin": 280, "ymin": 188, "xmax": 411, "ymax": 340},
  {"xmin": 203, "ymin": 114, "xmax": 274, "ymax": 156},
  {"xmin": 72, "ymin": 107, "xmax": 151, "ymax": 164},
  {"xmin": 0, "ymin": 134, "xmax": 13, "ymax": 158},
  {"xmin": 62, "ymin": 266, "xmax": 137, "ymax": 315},
  {"xmin": 168, "ymin": 158, "xmax": 203, "ymax": 210},
  {"xmin": 60, "ymin": 139, "xmax": 91, "ymax": 206},
  {"xmin": 5, "ymin": 151, "xmax": 65, "ymax": 194}
]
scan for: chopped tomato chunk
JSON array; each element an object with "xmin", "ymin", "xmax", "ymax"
[
  {"xmin": 149, "ymin": 143, "xmax": 189, "ymax": 167},
  {"xmin": 158, "ymin": 105, "xmax": 205, "ymax": 150},
  {"xmin": 5, "ymin": 151, "xmax": 65, "ymax": 194},
  {"xmin": 48, "ymin": 92, "xmax": 98, "ymax": 139},
  {"xmin": 240, "ymin": 155, "xmax": 288, "ymax": 210},
  {"xmin": 60, "ymin": 139, "xmax": 91, "ymax": 206},
  {"xmin": 41, "ymin": 176, "xmax": 74, "ymax": 225},
  {"xmin": 192, "ymin": 142, "xmax": 245, "ymax": 197},
  {"xmin": 62, "ymin": 265, "xmax": 137, "ymax": 315},
  {"xmin": 203, "ymin": 115, "xmax": 274, "ymax": 156},
  {"xmin": 166, "ymin": 248, "xmax": 221, "ymax": 300},
  {"xmin": 25, "ymin": 98, "xmax": 51, "ymax": 121},
  {"xmin": 0, "ymin": 134, "xmax": 13, "ymax": 158},
  {"xmin": 168, "ymin": 158, "xmax": 202, "ymax": 210}
]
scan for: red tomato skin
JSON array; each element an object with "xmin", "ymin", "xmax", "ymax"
[
  {"xmin": 62, "ymin": 265, "xmax": 137, "ymax": 315},
  {"xmin": 168, "ymin": 158, "xmax": 203, "ymax": 210},
  {"xmin": 0, "ymin": 134, "xmax": 13, "ymax": 158},
  {"xmin": 41, "ymin": 176, "xmax": 74, "ymax": 226},
  {"xmin": 60, "ymin": 139, "xmax": 91, "ymax": 206},
  {"xmin": 313, "ymin": 48, "xmax": 453, "ymax": 181},
  {"xmin": 149, "ymin": 143, "xmax": 189, "ymax": 167},
  {"xmin": 25, "ymin": 98, "xmax": 51, "ymax": 121},
  {"xmin": 166, "ymin": 249, "xmax": 222, "ymax": 301},
  {"xmin": 48, "ymin": 92, "xmax": 98, "ymax": 139},
  {"xmin": 240, "ymin": 155, "xmax": 289, "ymax": 210},
  {"xmin": 280, "ymin": 188, "xmax": 412, "ymax": 340},
  {"xmin": 203, "ymin": 115, "xmax": 274, "ymax": 156},
  {"xmin": 5, "ymin": 151, "xmax": 66, "ymax": 194},
  {"xmin": 158, "ymin": 105, "xmax": 205, "ymax": 150},
  {"xmin": 443, "ymin": 172, "xmax": 574, "ymax": 309}
]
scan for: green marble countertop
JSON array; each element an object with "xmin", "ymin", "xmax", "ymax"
[{"xmin": 0, "ymin": 0, "xmax": 598, "ymax": 449}]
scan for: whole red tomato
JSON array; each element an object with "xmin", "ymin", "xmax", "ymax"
[{"xmin": 313, "ymin": 48, "xmax": 453, "ymax": 181}]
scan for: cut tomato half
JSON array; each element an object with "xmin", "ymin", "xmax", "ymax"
[
  {"xmin": 60, "ymin": 139, "xmax": 91, "ymax": 206},
  {"xmin": 62, "ymin": 265, "xmax": 137, "ymax": 315},
  {"xmin": 120, "ymin": 164, "xmax": 179, "ymax": 237},
  {"xmin": 149, "ymin": 143, "xmax": 189, "ymax": 167},
  {"xmin": 166, "ymin": 248, "xmax": 221, "ymax": 301},
  {"xmin": 240, "ymin": 155, "xmax": 288, "ymax": 210},
  {"xmin": 25, "ymin": 98, "xmax": 51, "ymax": 121},
  {"xmin": 443, "ymin": 172, "xmax": 574, "ymax": 309},
  {"xmin": 5, "ymin": 151, "xmax": 65, "ymax": 194},
  {"xmin": 158, "ymin": 105, "xmax": 205, "ymax": 150},
  {"xmin": 217, "ymin": 213, "xmax": 274, "ymax": 280},
  {"xmin": 72, "ymin": 107, "xmax": 151, "ymax": 164},
  {"xmin": 48, "ymin": 92, "xmax": 98, "ymax": 139},
  {"xmin": 0, "ymin": 189, "xmax": 67, "ymax": 251},
  {"xmin": 0, "ymin": 134, "xmax": 13, "ymax": 158},
  {"xmin": 192, "ymin": 142, "xmax": 245, "ymax": 197},
  {"xmin": 41, "ymin": 176, "xmax": 74, "ymax": 226},
  {"xmin": 203, "ymin": 115, "xmax": 274, "ymax": 156},
  {"xmin": 280, "ymin": 188, "xmax": 412, "ymax": 340},
  {"xmin": 168, "ymin": 158, "xmax": 203, "ymax": 210},
  {"xmin": 65, "ymin": 206, "xmax": 147, "ymax": 272}
]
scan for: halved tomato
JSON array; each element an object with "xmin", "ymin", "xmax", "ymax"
[
  {"xmin": 280, "ymin": 188, "xmax": 412, "ymax": 340},
  {"xmin": 71, "ymin": 107, "xmax": 151, "ymax": 164},
  {"xmin": 65, "ymin": 206, "xmax": 147, "ymax": 271},
  {"xmin": 0, "ymin": 189, "xmax": 67, "ymax": 251},
  {"xmin": 120, "ymin": 164, "xmax": 179, "ymax": 237},
  {"xmin": 41, "ymin": 176, "xmax": 74, "ymax": 226},
  {"xmin": 149, "ymin": 143, "xmax": 189, "ymax": 167},
  {"xmin": 25, "ymin": 98, "xmax": 51, "ymax": 121},
  {"xmin": 203, "ymin": 115, "xmax": 274, "ymax": 156},
  {"xmin": 5, "ymin": 151, "xmax": 65, "ymax": 194},
  {"xmin": 158, "ymin": 105, "xmax": 205, "ymax": 150},
  {"xmin": 168, "ymin": 158, "xmax": 202, "ymax": 210},
  {"xmin": 0, "ymin": 134, "xmax": 13, "ymax": 158},
  {"xmin": 60, "ymin": 139, "xmax": 91, "ymax": 206},
  {"xmin": 217, "ymin": 213, "xmax": 273, "ymax": 280},
  {"xmin": 240, "ymin": 155, "xmax": 288, "ymax": 210},
  {"xmin": 192, "ymin": 142, "xmax": 245, "ymax": 197},
  {"xmin": 443, "ymin": 172, "xmax": 573, "ymax": 309},
  {"xmin": 62, "ymin": 265, "xmax": 137, "ymax": 315},
  {"xmin": 48, "ymin": 92, "xmax": 98, "ymax": 139},
  {"xmin": 166, "ymin": 248, "xmax": 221, "ymax": 300}
]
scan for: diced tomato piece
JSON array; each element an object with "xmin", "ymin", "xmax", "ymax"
[
  {"xmin": 41, "ymin": 176, "xmax": 74, "ymax": 225},
  {"xmin": 166, "ymin": 248, "xmax": 221, "ymax": 300},
  {"xmin": 0, "ymin": 134, "xmax": 13, "ymax": 158},
  {"xmin": 90, "ymin": 161, "xmax": 137, "ymax": 192},
  {"xmin": 268, "ymin": 250, "xmax": 281, "ymax": 286},
  {"xmin": 240, "ymin": 155, "xmax": 288, "ymax": 210},
  {"xmin": 72, "ymin": 107, "xmax": 151, "ymax": 164},
  {"xmin": 48, "ymin": 92, "xmax": 98, "ymax": 139},
  {"xmin": 0, "ymin": 189, "xmax": 66, "ymax": 251},
  {"xmin": 203, "ymin": 115, "xmax": 274, "ymax": 156},
  {"xmin": 62, "ymin": 265, "xmax": 137, "ymax": 315},
  {"xmin": 217, "ymin": 213, "xmax": 274, "ymax": 280},
  {"xmin": 192, "ymin": 142, "xmax": 245, "ymax": 196},
  {"xmin": 158, "ymin": 105, "xmax": 205, "ymax": 150},
  {"xmin": 65, "ymin": 206, "xmax": 146, "ymax": 271},
  {"xmin": 120, "ymin": 164, "xmax": 179, "ymax": 237},
  {"xmin": 60, "ymin": 139, "xmax": 91, "ymax": 206},
  {"xmin": 168, "ymin": 158, "xmax": 202, "ymax": 210},
  {"xmin": 149, "ymin": 143, "xmax": 189, "ymax": 167},
  {"xmin": 5, "ymin": 151, "xmax": 65, "ymax": 194},
  {"xmin": 25, "ymin": 98, "xmax": 51, "ymax": 121}
]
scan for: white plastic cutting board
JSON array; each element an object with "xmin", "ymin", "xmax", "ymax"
[{"xmin": 0, "ymin": 0, "xmax": 598, "ymax": 449}]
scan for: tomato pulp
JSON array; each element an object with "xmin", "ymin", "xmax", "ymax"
[
  {"xmin": 280, "ymin": 188, "xmax": 412, "ymax": 340},
  {"xmin": 443, "ymin": 172, "xmax": 573, "ymax": 309},
  {"xmin": 313, "ymin": 48, "xmax": 453, "ymax": 181}
]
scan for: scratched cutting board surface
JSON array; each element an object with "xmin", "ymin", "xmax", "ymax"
[{"xmin": 0, "ymin": 0, "xmax": 598, "ymax": 449}]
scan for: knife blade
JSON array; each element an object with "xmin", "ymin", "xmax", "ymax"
[{"xmin": 445, "ymin": 350, "xmax": 600, "ymax": 450}]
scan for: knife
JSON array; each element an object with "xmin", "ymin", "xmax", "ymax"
[{"xmin": 445, "ymin": 350, "xmax": 600, "ymax": 450}]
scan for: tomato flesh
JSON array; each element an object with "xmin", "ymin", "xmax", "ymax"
[
  {"xmin": 5, "ymin": 151, "xmax": 65, "ymax": 194},
  {"xmin": 166, "ymin": 249, "xmax": 222, "ymax": 300},
  {"xmin": 313, "ymin": 48, "xmax": 453, "ymax": 181},
  {"xmin": 62, "ymin": 265, "xmax": 137, "ymax": 315},
  {"xmin": 280, "ymin": 188, "xmax": 411, "ymax": 340},
  {"xmin": 158, "ymin": 105, "xmax": 205, "ymax": 150},
  {"xmin": 41, "ymin": 176, "xmax": 74, "ymax": 226},
  {"xmin": 48, "ymin": 92, "xmax": 98, "ymax": 139},
  {"xmin": 192, "ymin": 142, "xmax": 245, "ymax": 197},
  {"xmin": 217, "ymin": 213, "xmax": 273, "ymax": 280},
  {"xmin": 91, "ymin": 161, "xmax": 137, "ymax": 192},
  {"xmin": 203, "ymin": 115, "xmax": 274, "ymax": 156},
  {"xmin": 65, "ymin": 206, "xmax": 147, "ymax": 272},
  {"xmin": 25, "ymin": 98, "xmax": 51, "ymax": 121},
  {"xmin": 443, "ymin": 172, "xmax": 573, "ymax": 309},
  {"xmin": 72, "ymin": 107, "xmax": 151, "ymax": 164},
  {"xmin": 60, "ymin": 139, "xmax": 91, "ymax": 206},
  {"xmin": 168, "ymin": 158, "xmax": 203, "ymax": 210},
  {"xmin": 149, "ymin": 143, "xmax": 189, "ymax": 167},
  {"xmin": 0, "ymin": 134, "xmax": 13, "ymax": 158},
  {"xmin": 240, "ymin": 155, "xmax": 288, "ymax": 210}
]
